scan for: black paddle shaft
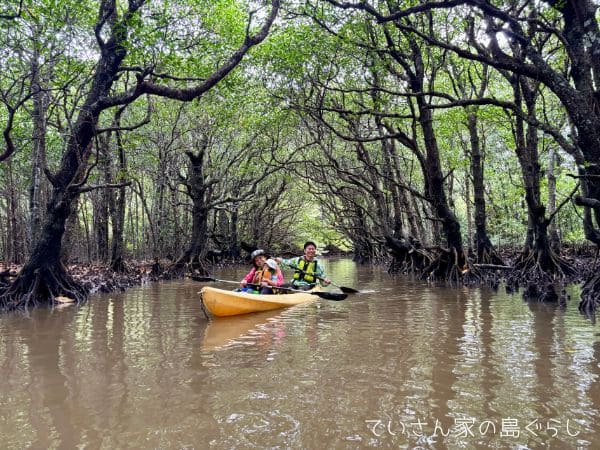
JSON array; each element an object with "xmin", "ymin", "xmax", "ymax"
[{"xmin": 275, "ymin": 286, "xmax": 346, "ymax": 301}]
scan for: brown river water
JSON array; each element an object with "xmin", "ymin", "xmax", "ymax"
[{"xmin": 1, "ymin": 259, "xmax": 600, "ymax": 449}]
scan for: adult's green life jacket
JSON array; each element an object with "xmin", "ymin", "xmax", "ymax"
[{"xmin": 293, "ymin": 258, "xmax": 318, "ymax": 283}]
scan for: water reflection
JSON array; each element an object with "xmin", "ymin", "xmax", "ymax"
[
  {"xmin": 1, "ymin": 262, "xmax": 600, "ymax": 448},
  {"xmin": 202, "ymin": 309, "xmax": 297, "ymax": 352}
]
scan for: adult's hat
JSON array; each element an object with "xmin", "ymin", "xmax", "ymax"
[{"xmin": 250, "ymin": 249, "xmax": 265, "ymax": 259}]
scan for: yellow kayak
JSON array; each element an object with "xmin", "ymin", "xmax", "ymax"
[{"xmin": 200, "ymin": 286, "xmax": 318, "ymax": 317}]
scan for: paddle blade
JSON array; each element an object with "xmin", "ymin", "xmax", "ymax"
[
  {"xmin": 338, "ymin": 286, "xmax": 359, "ymax": 294},
  {"xmin": 191, "ymin": 275, "xmax": 218, "ymax": 282},
  {"xmin": 312, "ymin": 291, "xmax": 347, "ymax": 301}
]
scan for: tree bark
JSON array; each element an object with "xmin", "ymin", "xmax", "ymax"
[
  {"xmin": 109, "ymin": 109, "xmax": 128, "ymax": 271},
  {"xmin": 6, "ymin": 159, "xmax": 25, "ymax": 263},
  {"xmin": 412, "ymin": 50, "xmax": 464, "ymax": 257},
  {"xmin": 547, "ymin": 146, "xmax": 561, "ymax": 252},
  {"xmin": 170, "ymin": 150, "xmax": 211, "ymax": 275},
  {"xmin": 28, "ymin": 37, "xmax": 49, "ymax": 249},
  {"xmin": 93, "ymin": 136, "xmax": 111, "ymax": 262},
  {"xmin": 508, "ymin": 75, "xmax": 573, "ymax": 281},
  {"xmin": 1, "ymin": 0, "xmax": 279, "ymax": 309},
  {"xmin": 0, "ymin": 0, "xmax": 142, "ymax": 308},
  {"xmin": 466, "ymin": 108, "xmax": 503, "ymax": 265}
]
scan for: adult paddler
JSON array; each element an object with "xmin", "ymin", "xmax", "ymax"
[{"xmin": 275, "ymin": 241, "xmax": 331, "ymax": 290}]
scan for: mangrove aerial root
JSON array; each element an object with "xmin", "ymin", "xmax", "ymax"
[
  {"xmin": 0, "ymin": 263, "xmax": 89, "ymax": 311},
  {"xmin": 579, "ymin": 272, "xmax": 600, "ymax": 320},
  {"xmin": 421, "ymin": 247, "xmax": 482, "ymax": 285},
  {"xmin": 165, "ymin": 255, "xmax": 209, "ymax": 280},
  {"xmin": 385, "ymin": 235, "xmax": 433, "ymax": 274}
]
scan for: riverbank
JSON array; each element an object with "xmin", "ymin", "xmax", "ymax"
[
  {"xmin": 0, "ymin": 260, "xmax": 158, "ymax": 295},
  {"xmin": 1, "ymin": 244, "xmax": 597, "ymax": 303}
]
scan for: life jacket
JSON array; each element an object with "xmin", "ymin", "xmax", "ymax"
[
  {"xmin": 293, "ymin": 258, "xmax": 318, "ymax": 283},
  {"xmin": 252, "ymin": 267, "xmax": 276, "ymax": 285}
]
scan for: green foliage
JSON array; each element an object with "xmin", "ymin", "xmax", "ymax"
[
  {"xmin": 124, "ymin": 0, "xmax": 253, "ymax": 80},
  {"xmin": 0, "ymin": 0, "xmax": 592, "ymax": 265}
]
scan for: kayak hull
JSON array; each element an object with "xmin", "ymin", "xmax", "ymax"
[{"xmin": 201, "ymin": 286, "xmax": 317, "ymax": 317}]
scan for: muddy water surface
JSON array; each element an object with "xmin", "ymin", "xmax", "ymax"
[{"xmin": 1, "ymin": 259, "xmax": 599, "ymax": 449}]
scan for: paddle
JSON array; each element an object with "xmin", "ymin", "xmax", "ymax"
[
  {"xmin": 274, "ymin": 285, "xmax": 347, "ymax": 301},
  {"xmin": 191, "ymin": 276, "xmax": 347, "ymax": 301},
  {"xmin": 192, "ymin": 275, "xmax": 244, "ymax": 286},
  {"xmin": 285, "ymin": 264, "xmax": 359, "ymax": 294}
]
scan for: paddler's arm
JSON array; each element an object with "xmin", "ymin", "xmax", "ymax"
[
  {"xmin": 315, "ymin": 261, "xmax": 331, "ymax": 286},
  {"xmin": 241, "ymin": 268, "xmax": 256, "ymax": 287}
]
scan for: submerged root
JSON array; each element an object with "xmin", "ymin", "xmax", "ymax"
[
  {"xmin": 522, "ymin": 281, "xmax": 565, "ymax": 304},
  {"xmin": 165, "ymin": 254, "xmax": 209, "ymax": 280},
  {"xmin": 421, "ymin": 247, "xmax": 482, "ymax": 286},
  {"xmin": 150, "ymin": 259, "xmax": 165, "ymax": 280},
  {"xmin": 0, "ymin": 263, "xmax": 89, "ymax": 311},
  {"xmin": 506, "ymin": 248, "xmax": 576, "ymax": 294},
  {"xmin": 386, "ymin": 235, "xmax": 433, "ymax": 274},
  {"xmin": 110, "ymin": 256, "xmax": 131, "ymax": 273},
  {"xmin": 503, "ymin": 248, "xmax": 577, "ymax": 304},
  {"xmin": 579, "ymin": 273, "xmax": 600, "ymax": 321},
  {"xmin": 388, "ymin": 248, "xmax": 432, "ymax": 274},
  {"xmin": 0, "ymin": 268, "xmax": 15, "ymax": 289},
  {"xmin": 475, "ymin": 244, "xmax": 505, "ymax": 266}
]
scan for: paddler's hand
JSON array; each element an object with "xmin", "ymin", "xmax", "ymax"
[{"xmin": 322, "ymin": 278, "xmax": 331, "ymax": 286}]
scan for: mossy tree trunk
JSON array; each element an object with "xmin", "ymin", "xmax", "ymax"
[{"xmin": 0, "ymin": 0, "xmax": 280, "ymax": 309}]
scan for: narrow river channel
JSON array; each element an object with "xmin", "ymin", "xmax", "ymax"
[{"xmin": 1, "ymin": 259, "xmax": 599, "ymax": 449}]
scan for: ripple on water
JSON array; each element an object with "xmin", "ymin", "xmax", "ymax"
[{"xmin": 2, "ymin": 270, "xmax": 600, "ymax": 449}]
